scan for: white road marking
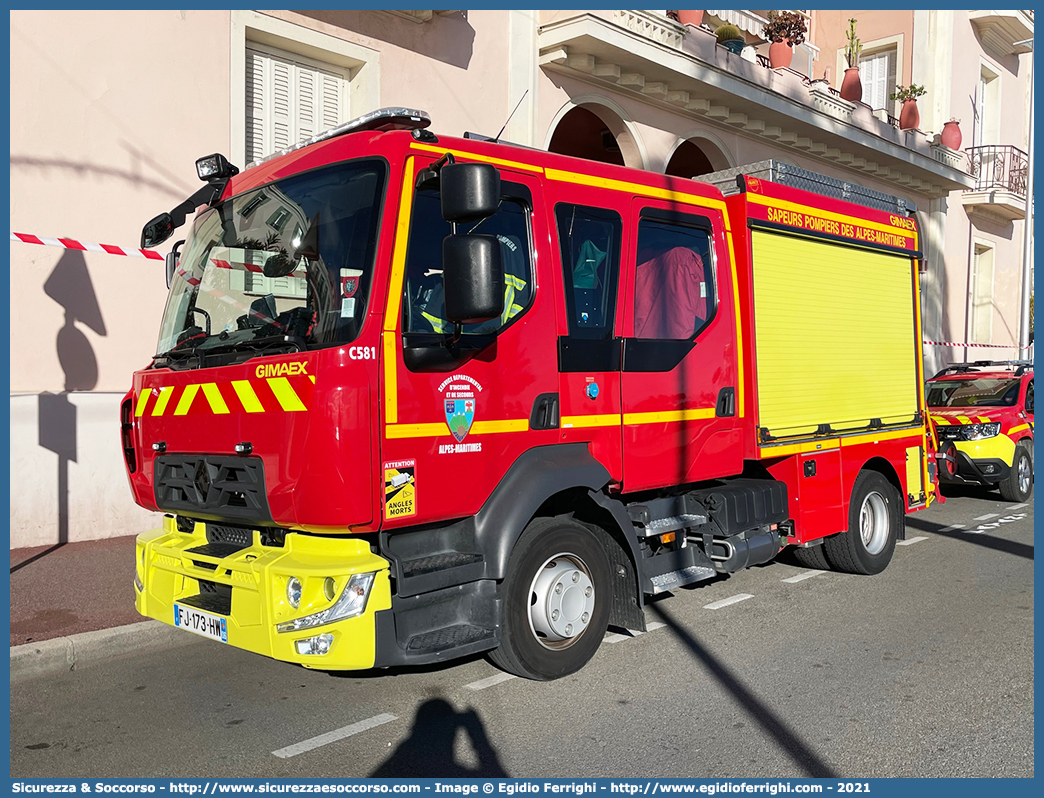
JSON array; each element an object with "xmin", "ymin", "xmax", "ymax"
[
  {"xmin": 704, "ymin": 593, "xmax": 753, "ymax": 610},
  {"xmin": 782, "ymin": 570, "xmax": 822, "ymax": 584},
  {"xmin": 896, "ymin": 536, "xmax": 928, "ymax": 546},
  {"xmin": 272, "ymin": 713, "xmax": 397, "ymax": 758},
  {"xmin": 606, "ymin": 621, "xmax": 665, "ymax": 644},
  {"xmin": 974, "ymin": 513, "xmax": 999, "ymax": 521},
  {"xmin": 1010, "ymin": 503, "xmax": 1029, "ymax": 510},
  {"xmin": 465, "ymin": 672, "xmax": 517, "ymax": 691},
  {"xmin": 939, "ymin": 524, "xmax": 966, "ymax": 532}
]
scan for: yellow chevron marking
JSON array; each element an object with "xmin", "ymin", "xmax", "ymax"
[
  {"xmin": 309, "ymin": 375, "xmax": 315, "ymax": 384},
  {"xmin": 174, "ymin": 384, "xmax": 200, "ymax": 416},
  {"xmin": 135, "ymin": 390, "xmax": 151, "ymax": 417},
  {"xmin": 957, "ymin": 415, "xmax": 972, "ymax": 424},
  {"xmin": 268, "ymin": 377, "xmax": 307, "ymax": 412},
  {"xmin": 201, "ymin": 383, "xmax": 229, "ymax": 414},
  {"xmin": 151, "ymin": 386, "xmax": 174, "ymax": 416},
  {"xmin": 232, "ymin": 381, "xmax": 265, "ymax": 413},
  {"xmin": 931, "ymin": 416, "xmax": 950, "ymax": 426},
  {"xmin": 1009, "ymin": 423, "xmax": 1030, "ymax": 435}
]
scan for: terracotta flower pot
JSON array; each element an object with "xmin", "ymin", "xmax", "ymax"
[
  {"xmin": 676, "ymin": 10, "xmax": 704, "ymax": 27},
  {"xmin": 941, "ymin": 120, "xmax": 962, "ymax": 149},
  {"xmin": 768, "ymin": 41, "xmax": 793, "ymax": 69},
  {"xmin": 839, "ymin": 67, "xmax": 862, "ymax": 102},
  {"xmin": 899, "ymin": 98, "xmax": 920, "ymax": 131}
]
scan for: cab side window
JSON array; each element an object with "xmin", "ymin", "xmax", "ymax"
[
  {"xmin": 554, "ymin": 204, "xmax": 622, "ymax": 339},
  {"xmin": 402, "ymin": 185, "xmax": 533, "ymax": 335},
  {"xmin": 633, "ymin": 213, "xmax": 715, "ymax": 341},
  {"xmin": 1025, "ymin": 380, "xmax": 1034, "ymax": 414}
]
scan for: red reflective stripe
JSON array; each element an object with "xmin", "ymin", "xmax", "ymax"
[
  {"xmin": 101, "ymin": 244, "xmax": 126, "ymax": 256},
  {"xmin": 14, "ymin": 233, "xmax": 44, "ymax": 245},
  {"xmin": 140, "ymin": 249, "xmax": 164, "ymax": 260},
  {"xmin": 58, "ymin": 237, "xmax": 87, "ymax": 251},
  {"xmin": 211, "ymin": 258, "xmax": 232, "ymax": 270}
]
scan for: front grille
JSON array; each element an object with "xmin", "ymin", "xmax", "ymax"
[
  {"xmin": 206, "ymin": 525, "xmax": 253, "ymax": 549},
  {"xmin": 187, "ymin": 542, "xmax": 245, "ymax": 559},
  {"xmin": 154, "ymin": 455, "xmax": 272, "ymax": 524}
]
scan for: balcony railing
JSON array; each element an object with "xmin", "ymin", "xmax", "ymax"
[{"xmin": 966, "ymin": 145, "xmax": 1029, "ymax": 197}]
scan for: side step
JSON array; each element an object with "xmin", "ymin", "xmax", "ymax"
[
  {"xmin": 381, "ymin": 525, "xmax": 487, "ymax": 598},
  {"xmin": 374, "ymin": 579, "xmax": 501, "ymax": 666}
]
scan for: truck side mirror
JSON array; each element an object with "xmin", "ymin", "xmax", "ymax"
[
  {"xmin": 441, "ymin": 163, "xmax": 501, "ymax": 223},
  {"xmin": 142, "ymin": 212, "xmax": 175, "ymax": 249},
  {"xmin": 164, "ymin": 240, "xmax": 185, "ymax": 289},
  {"xmin": 442, "ymin": 234, "xmax": 504, "ymax": 324}
]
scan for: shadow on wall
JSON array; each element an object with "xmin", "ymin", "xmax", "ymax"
[
  {"xmin": 369, "ymin": 698, "xmax": 509, "ymax": 777},
  {"xmin": 293, "ymin": 10, "xmax": 475, "ymax": 70},
  {"xmin": 24, "ymin": 250, "xmax": 107, "ymax": 561}
]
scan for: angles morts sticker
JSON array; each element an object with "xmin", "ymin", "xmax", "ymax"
[
  {"xmin": 439, "ymin": 374, "xmax": 483, "ymax": 442},
  {"xmin": 384, "ymin": 460, "xmax": 416, "ymax": 520}
]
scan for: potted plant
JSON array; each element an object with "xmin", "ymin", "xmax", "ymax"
[
  {"xmin": 840, "ymin": 18, "xmax": 863, "ymax": 102},
  {"xmin": 715, "ymin": 23, "xmax": 746, "ymax": 54},
  {"xmin": 891, "ymin": 84, "xmax": 927, "ymax": 130},
  {"xmin": 763, "ymin": 11, "xmax": 807, "ymax": 69},
  {"xmin": 675, "ymin": 10, "xmax": 705, "ymax": 27},
  {"xmin": 941, "ymin": 117, "xmax": 963, "ymax": 149}
]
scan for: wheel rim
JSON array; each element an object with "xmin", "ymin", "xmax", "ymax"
[
  {"xmin": 528, "ymin": 553, "xmax": 596, "ymax": 651},
  {"xmin": 1018, "ymin": 455, "xmax": 1031, "ymax": 494},
  {"xmin": 859, "ymin": 491, "xmax": 890, "ymax": 555}
]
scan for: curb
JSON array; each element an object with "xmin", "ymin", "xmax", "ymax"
[{"xmin": 10, "ymin": 620, "xmax": 199, "ymax": 681}]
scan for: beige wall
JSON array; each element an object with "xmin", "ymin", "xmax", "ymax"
[{"xmin": 812, "ymin": 9, "xmax": 914, "ymax": 95}]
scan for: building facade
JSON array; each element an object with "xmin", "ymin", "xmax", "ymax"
[{"xmin": 8, "ymin": 9, "xmax": 1032, "ymax": 548}]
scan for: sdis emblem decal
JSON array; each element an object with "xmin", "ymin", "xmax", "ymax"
[{"xmin": 438, "ymin": 374, "xmax": 483, "ymax": 442}]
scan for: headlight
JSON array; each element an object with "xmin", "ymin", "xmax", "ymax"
[
  {"xmin": 276, "ymin": 572, "xmax": 376, "ymax": 633},
  {"xmin": 961, "ymin": 423, "xmax": 1001, "ymax": 440},
  {"xmin": 286, "ymin": 576, "xmax": 303, "ymax": 608}
]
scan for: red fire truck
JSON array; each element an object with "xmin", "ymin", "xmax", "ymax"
[{"xmin": 126, "ymin": 108, "xmax": 937, "ymax": 680}]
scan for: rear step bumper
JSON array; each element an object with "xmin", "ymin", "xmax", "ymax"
[{"xmin": 134, "ymin": 515, "xmax": 392, "ymax": 671}]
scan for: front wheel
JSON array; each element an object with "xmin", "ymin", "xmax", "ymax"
[
  {"xmin": 823, "ymin": 471, "xmax": 900, "ymax": 575},
  {"xmin": 490, "ymin": 517, "xmax": 611, "ymax": 680},
  {"xmin": 999, "ymin": 442, "xmax": 1033, "ymax": 502}
]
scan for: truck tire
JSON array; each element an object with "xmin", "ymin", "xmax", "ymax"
[
  {"xmin": 823, "ymin": 471, "xmax": 899, "ymax": 575},
  {"xmin": 489, "ymin": 516, "xmax": 611, "ymax": 680},
  {"xmin": 999, "ymin": 441, "xmax": 1033, "ymax": 502},
  {"xmin": 792, "ymin": 543, "xmax": 831, "ymax": 571}
]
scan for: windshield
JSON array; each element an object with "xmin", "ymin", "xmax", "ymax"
[
  {"xmin": 926, "ymin": 378, "xmax": 1020, "ymax": 408},
  {"xmin": 155, "ymin": 159, "xmax": 386, "ymax": 361}
]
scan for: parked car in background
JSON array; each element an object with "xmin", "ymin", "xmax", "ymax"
[{"xmin": 926, "ymin": 361, "xmax": 1034, "ymax": 502}]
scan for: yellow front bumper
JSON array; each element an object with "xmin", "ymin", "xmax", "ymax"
[
  {"xmin": 134, "ymin": 515, "xmax": 391, "ymax": 670},
  {"xmin": 955, "ymin": 433, "xmax": 1017, "ymax": 466}
]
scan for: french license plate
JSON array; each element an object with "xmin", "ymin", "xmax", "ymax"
[{"xmin": 173, "ymin": 604, "xmax": 228, "ymax": 643}]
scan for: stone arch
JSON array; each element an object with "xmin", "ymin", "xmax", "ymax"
[
  {"xmin": 545, "ymin": 95, "xmax": 648, "ymax": 171},
  {"xmin": 664, "ymin": 131, "xmax": 735, "ymax": 178}
]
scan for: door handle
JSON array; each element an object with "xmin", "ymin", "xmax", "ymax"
[
  {"xmin": 529, "ymin": 393, "xmax": 560, "ymax": 430},
  {"xmin": 716, "ymin": 387, "xmax": 736, "ymax": 418}
]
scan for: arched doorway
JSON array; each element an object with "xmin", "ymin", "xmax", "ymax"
[
  {"xmin": 547, "ymin": 102, "xmax": 644, "ymax": 169},
  {"xmin": 664, "ymin": 135, "xmax": 733, "ymax": 178}
]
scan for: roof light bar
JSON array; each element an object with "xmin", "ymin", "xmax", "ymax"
[{"xmin": 248, "ymin": 107, "xmax": 431, "ymax": 168}]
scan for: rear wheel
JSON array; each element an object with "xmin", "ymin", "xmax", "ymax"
[
  {"xmin": 999, "ymin": 442, "xmax": 1033, "ymax": 502},
  {"xmin": 490, "ymin": 517, "xmax": 611, "ymax": 680},
  {"xmin": 792, "ymin": 543, "xmax": 831, "ymax": 570},
  {"xmin": 823, "ymin": 471, "xmax": 900, "ymax": 575}
]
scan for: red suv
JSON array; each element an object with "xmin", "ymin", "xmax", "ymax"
[{"xmin": 926, "ymin": 361, "xmax": 1033, "ymax": 502}]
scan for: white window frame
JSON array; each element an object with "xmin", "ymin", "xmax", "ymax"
[
  {"xmin": 230, "ymin": 11, "xmax": 380, "ymax": 168},
  {"xmin": 971, "ymin": 239, "xmax": 995, "ymax": 344},
  {"xmin": 975, "ymin": 60, "xmax": 1001, "ymax": 147},
  {"xmin": 835, "ymin": 33, "xmax": 903, "ymax": 115}
]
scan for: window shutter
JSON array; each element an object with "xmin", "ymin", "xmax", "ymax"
[
  {"xmin": 245, "ymin": 45, "xmax": 349, "ymax": 163},
  {"xmin": 858, "ymin": 49, "xmax": 896, "ymax": 112}
]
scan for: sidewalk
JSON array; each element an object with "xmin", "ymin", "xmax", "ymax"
[{"xmin": 10, "ymin": 535, "xmax": 143, "ymax": 646}]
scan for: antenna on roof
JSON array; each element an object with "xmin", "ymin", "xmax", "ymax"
[{"xmin": 493, "ymin": 90, "xmax": 529, "ymax": 144}]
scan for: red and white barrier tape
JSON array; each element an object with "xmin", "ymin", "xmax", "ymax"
[
  {"xmin": 10, "ymin": 231, "xmax": 163, "ymax": 260},
  {"xmin": 923, "ymin": 339, "xmax": 1032, "ymax": 350}
]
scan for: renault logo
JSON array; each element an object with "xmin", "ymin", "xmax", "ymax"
[{"xmin": 192, "ymin": 460, "xmax": 212, "ymax": 504}]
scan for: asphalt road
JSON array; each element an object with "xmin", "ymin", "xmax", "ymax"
[{"xmin": 11, "ymin": 487, "xmax": 1033, "ymax": 779}]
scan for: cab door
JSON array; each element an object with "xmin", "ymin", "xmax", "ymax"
[
  {"xmin": 619, "ymin": 201, "xmax": 742, "ymax": 492},
  {"xmin": 380, "ymin": 155, "xmax": 558, "ymax": 529},
  {"xmin": 553, "ymin": 202, "xmax": 626, "ymax": 482}
]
